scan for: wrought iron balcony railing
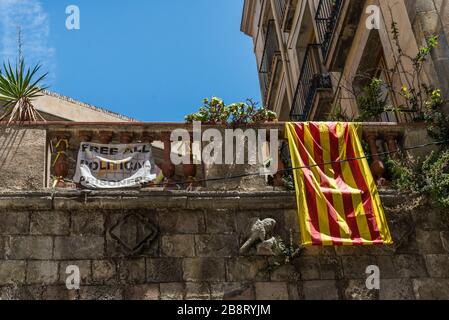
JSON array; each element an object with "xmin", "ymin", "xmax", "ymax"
[
  {"xmin": 259, "ymin": 20, "xmax": 280, "ymax": 100},
  {"xmin": 290, "ymin": 44, "xmax": 332, "ymax": 121},
  {"xmin": 315, "ymin": 0, "xmax": 343, "ymax": 58}
]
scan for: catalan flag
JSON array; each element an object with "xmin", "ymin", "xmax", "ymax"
[{"xmin": 285, "ymin": 122, "xmax": 392, "ymax": 246}]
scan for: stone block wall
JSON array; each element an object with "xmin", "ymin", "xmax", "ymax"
[
  {"xmin": 410, "ymin": 0, "xmax": 449, "ymax": 108},
  {"xmin": 0, "ymin": 190, "xmax": 448, "ymax": 300}
]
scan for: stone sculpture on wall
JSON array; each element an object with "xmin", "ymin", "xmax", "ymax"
[{"xmin": 239, "ymin": 218, "xmax": 277, "ymax": 255}]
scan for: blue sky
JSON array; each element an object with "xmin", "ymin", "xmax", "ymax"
[{"xmin": 0, "ymin": 0, "xmax": 261, "ymax": 121}]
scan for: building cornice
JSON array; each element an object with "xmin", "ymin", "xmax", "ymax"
[
  {"xmin": 241, "ymin": 0, "xmax": 256, "ymax": 36},
  {"xmin": 0, "ymin": 189, "xmax": 405, "ymax": 211},
  {"xmin": 42, "ymin": 90, "xmax": 136, "ymax": 122}
]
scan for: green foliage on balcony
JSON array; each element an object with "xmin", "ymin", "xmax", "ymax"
[{"xmin": 185, "ymin": 97, "xmax": 278, "ymax": 125}]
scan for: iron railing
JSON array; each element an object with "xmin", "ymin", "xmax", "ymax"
[
  {"xmin": 290, "ymin": 44, "xmax": 332, "ymax": 121},
  {"xmin": 315, "ymin": 0, "xmax": 343, "ymax": 58},
  {"xmin": 259, "ymin": 20, "xmax": 279, "ymax": 98}
]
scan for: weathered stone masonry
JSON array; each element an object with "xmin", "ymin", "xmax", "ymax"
[{"xmin": 0, "ymin": 190, "xmax": 448, "ymax": 300}]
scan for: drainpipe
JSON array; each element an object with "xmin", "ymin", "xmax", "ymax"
[{"xmin": 270, "ymin": 0, "xmax": 294, "ymax": 107}]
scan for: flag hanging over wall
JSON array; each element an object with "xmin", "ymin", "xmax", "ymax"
[{"xmin": 285, "ymin": 122, "xmax": 393, "ymax": 246}]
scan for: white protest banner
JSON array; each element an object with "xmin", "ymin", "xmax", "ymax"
[{"xmin": 74, "ymin": 142, "xmax": 157, "ymax": 189}]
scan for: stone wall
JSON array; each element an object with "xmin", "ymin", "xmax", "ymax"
[
  {"xmin": 411, "ymin": 0, "xmax": 449, "ymax": 110},
  {"xmin": 0, "ymin": 190, "xmax": 448, "ymax": 300}
]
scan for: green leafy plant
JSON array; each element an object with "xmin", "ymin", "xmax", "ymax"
[
  {"xmin": 250, "ymin": 99, "xmax": 277, "ymax": 124},
  {"xmin": 391, "ymin": 27, "xmax": 444, "ymax": 119},
  {"xmin": 329, "ymin": 18, "xmax": 449, "ymax": 211},
  {"xmin": 421, "ymin": 151, "xmax": 449, "ymax": 207},
  {"xmin": 387, "ymin": 150, "xmax": 449, "ymax": 209},
  {"xmin": 333, "ymin": 19, "xmax": 446, "ymax": 126},
  {"xmin": 356, "ymin": 78, "xmax": 388, "ymax": 121},
  {"xmin": 414, "ymin": 35, "xmax": 439, "ymax": 68},
  {"xmin": 327, "ymin": 103, "xmax": 354, "ymax": 122},
  {"xmin": 282, "ymin": 174, "xmax": 295, "ymax": 191},
  {"xmin": 184, "ymin": 97, "xmax": 229, "ymax": 124},
  {"xmin": 422, "ymin": 88, "xmax": 449, "ymax": 143},
  {"xmin": 260, "ymin": 229, "xmax": 303, "ymax": 274},
  {"xmin": 185, "ymin": 97, "xmax": 277, "ymax": 125},
  {"xmin": 227, "ymin": 102, "xmax": 253, "ymax": 125},
  {"xmin": 385, "ymin": 21, "xmax": 449, "ymax": 209},
  {"xmin": 0, "ymin": 59, "xmax": 48, "ymax": 123},
  {"xmin": 273, "ymin": 232, "xmax": 302, "ymax": 265}
]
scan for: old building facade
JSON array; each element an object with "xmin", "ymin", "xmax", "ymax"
[
  {"xmin": 0, "ymin": 121, "xmax": 448, "ymax": 300},
  {"xmin": 241, "ymin": 0, "xmax": 449, "ymax": 121},
  {"xmin": 0, "ymin": 1, "xmax": 448, "ymax": 300}
]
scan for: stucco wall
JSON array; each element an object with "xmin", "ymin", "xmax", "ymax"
[
  {"xmin": 34, "ymin": 93, "xmax": 134, "ymax": 122},
  {"xmin": 0, "ymin": 190, "xmax": 447, "ymax": 300},
  {"xmin": 0, "ymin": 128, "xmax": 47, "ymax": 191}
]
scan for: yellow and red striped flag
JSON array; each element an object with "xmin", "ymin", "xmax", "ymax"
[{"xmin": 285, "ymin": 122, "xmax": 392, "ymax": 246}]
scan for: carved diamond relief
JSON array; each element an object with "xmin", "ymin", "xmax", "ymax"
[{"xmin": 109, "ymin": 213, "xmax": 157, "ymax": 255}]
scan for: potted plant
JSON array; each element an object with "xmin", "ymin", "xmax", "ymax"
[
  {"xmin": 185, "ymin": 97, "xmax": 229, "ymax": 125},
  {"xmin": 0, "ymin": 59, "xmax": 48, "ymax": 124},
  {"xmin": 185, "ymin": 97, "xmax": 278, "ymax": 126}
]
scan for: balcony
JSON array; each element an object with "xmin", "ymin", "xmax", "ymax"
[
  {"xmin": 274, "ymin": 0, "xmax": 295, "ymax": 32},
  {"xmin": 315, "ymin": 0, "xmax": 343, "ymax": 59},
  {"xmin": 316, "ymin": 0, "xmax": 366, "ymax": 71},
  {"xmin": 0, "ymin": 120, "xmax": 427, "ymax": 192},
  {"xmin": 259, "ymin": 20, "xmax": 282, "ymax": 105},
  {"xmin": 40, "ymin": 122, "xmax": 284, "ymax": 191},
  {"xmin": 274, "ymin": 0, "xmax": 288, "ymax": 22},
  {"xmin": 290, "ymin": 44, "xmax": 332, "ymax": 121}
]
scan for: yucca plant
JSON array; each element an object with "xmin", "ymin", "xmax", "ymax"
[{"xmin": 0, "ymin": 59, "xmax": 48, "ymax": 124}]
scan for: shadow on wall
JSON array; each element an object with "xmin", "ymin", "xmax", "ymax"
[
  {"xmin": 0, "ymin": 128, "xmax": 26, "ymax": 169},
  {"xmin": 0, "ymin": 127, "xmax": 46, "ymax": 191}
]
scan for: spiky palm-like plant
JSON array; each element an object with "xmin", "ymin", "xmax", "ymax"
[{"xmin": 0, "ymin": 60, "xmax": 48, "ymax": 124}]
